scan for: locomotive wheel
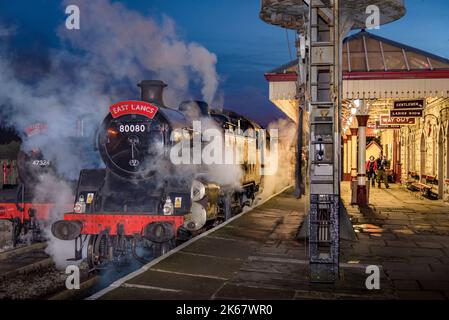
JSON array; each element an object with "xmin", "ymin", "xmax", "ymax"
[
  {"xmin": 224, "ymin": 193, "xmax": 232, "ymax": 221},
  {"xmin": 11, "ymin": 218, "xmax": 22, "ymax": 246},
  {"xmin": 131, "ymin": 236, "xmax": 153, "ymax": 264},
  {"xmin": 131, "ymin": 237, "xmax": 174, "ymax": 264},
  {"xmin": 87, "ymin": 232, "xmax": 112, "ymax": 270},
  {"xmin": 150, "ymin": 241, "xmax": 173, "ymax": 258},
  {"xmin": 87, "ymin": 235, "xmax": 96, "ymax": 269}
]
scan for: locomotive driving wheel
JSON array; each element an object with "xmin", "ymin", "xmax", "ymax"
[
  {"xmin": 131, "ymin": 236, "xmax": 175, "ymax": 264},
  {"xmin": 149, "ymin": 240, "xmax": 174, "ymax": 258},
  {"xmin": 87, "ymin": 231, "xmax": 112, "ymax": 270}
]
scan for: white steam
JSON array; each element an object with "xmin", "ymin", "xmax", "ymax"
[
  {"xmin": 260, "ymin": 118, "xmax": 296, "ymax": 199},
  {"xmin": 31, "ymin": 173, "xmax": 78, "ymax": 269},
  {"xmin": 58, "ymin": 0, "xmax": 219, "ymax": 105},
  {"xmin": 0, "ymin": 1, "xmax": 220, "ymax": 268}
]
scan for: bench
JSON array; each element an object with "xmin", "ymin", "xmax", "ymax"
[
  {"xmin": 410, "ymin": 182, "xmax": 433, "ymax": 199},
  {"xmin": 425, "ymin": 175, "xmax": 438, "ymax": 186},
  {"xmin": 405, "ymin": 172, "xmax": 419, "ymax": 188}
]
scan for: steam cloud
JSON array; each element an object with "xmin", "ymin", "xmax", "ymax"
[
  {"xmin": 0, "ymin": 0, "xmax": 220, "ymax": 267},
  {"xmin": 260, "ymin": 118, "xmax": 296, "ymax": 199},
  {"xmin": 0, "ymin": 1, "xmax": 295, "ymax": 269}
]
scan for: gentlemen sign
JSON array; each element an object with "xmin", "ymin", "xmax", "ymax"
[
  {"xmin": 390, "ymin": 109, "xmax": 423, "ymax": 118},
  {"xmin": 394, "ymin": 99, "xmax": 425, "ymax": 109},
  {"xmin": 380, "ymin": 115, "xmax": 416, "ymax": 126}
]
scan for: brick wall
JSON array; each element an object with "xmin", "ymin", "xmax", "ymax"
[{"xmin": 400, "ymin": 99, "xmax": 449, "ymax": 201}]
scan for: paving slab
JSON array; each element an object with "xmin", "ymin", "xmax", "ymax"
[{"xmin": 96, "ymin": 184, "xmax": 449, "ymax": 300}]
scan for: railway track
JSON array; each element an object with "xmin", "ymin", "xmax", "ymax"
[
  {"xmin": 0, "ymin": 242, "xmax": 51, "ymax": 280},
  {"xmin": 0, "ymin": 242, "xmax": 98, "ymax": 300}
]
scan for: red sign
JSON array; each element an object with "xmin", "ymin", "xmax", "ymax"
[
  {"xmin": 109, "ymin": 101, "xmax": 158, "ymax": 119},
  {"xmin": 376, "ymin": 121, "xmax": 400, "ymax": 130},
  {"xmin": 380, "ymin": 115, "xmax": 415, "ymax": 126},
  {"xmin": 26, "ymin": 123, "xmax": 48, "ymax": 137}
]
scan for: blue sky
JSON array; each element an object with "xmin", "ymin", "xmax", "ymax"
[{"xmin": 1, "ymin": 0, "xmax": 449, "ymax": 126}]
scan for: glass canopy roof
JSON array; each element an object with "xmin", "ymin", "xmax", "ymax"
[
  {"xmin": 267, "ymin": 30, "xmax": 449, "ymax": 75},
  {"xmin": 343, "ymin": 30, "xmax": 449, "ymax": 72}
]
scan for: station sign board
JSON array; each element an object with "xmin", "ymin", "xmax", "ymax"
[
  {"xmin": 380, "ymin": 115, "xmax": 416, "ymax": 126},
  {"xmin": 390, "ymin": 109, "xmax": 423, "ymax": 118},
  {"xmin": 376, "ymin": 121, "xmax": 400, "ymax": 130},
  {"xmin": 394, "ymin": 99, "xmax": 425, "ymax": 109}
]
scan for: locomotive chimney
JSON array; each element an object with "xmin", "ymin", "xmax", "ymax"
[{"xmin": 138, "ymin": 80, "xmax": 167, "ymax": 106}]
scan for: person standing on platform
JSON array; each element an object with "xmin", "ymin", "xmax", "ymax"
[
  {"xmin": 366, "ymin": 156, "xmax": 377, "ymax": 188},
  {"xmin": 376, "ymin": 155, "xmax": 389, "ymax": 189}
]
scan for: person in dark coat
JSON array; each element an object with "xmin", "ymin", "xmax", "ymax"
[
  {"xmin": 376, "ymin": 155, "xmax": 389, "ymax": 189},
  {"xmin": 366, "ymin": 156, "xmax": 377, "ymax": 187}
]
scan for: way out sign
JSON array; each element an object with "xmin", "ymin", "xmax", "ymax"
[{"xmin": 380, "ymin": 115, "xmax": 416, "ymax": 126}]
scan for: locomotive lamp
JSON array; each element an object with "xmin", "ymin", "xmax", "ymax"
[
  {"xmin": 163, "ymin": 198, "xmax": 174, "ymax": 216},
  {"xmin": 73, "ymin": 195, "xmax": 86, "ymax": 214}
]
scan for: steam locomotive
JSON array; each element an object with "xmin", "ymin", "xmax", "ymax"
[
  {"xmin": 52, "ymin": 80, "xmax": 267, "ymax": 268},
  {"xmin": 0, "ymin": 122, "xmax": 99, "ymax": 245}
]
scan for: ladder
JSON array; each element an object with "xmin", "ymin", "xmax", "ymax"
[{"xmin": 307, "ymin": 0, "xmax": 340, "ymax": 283}]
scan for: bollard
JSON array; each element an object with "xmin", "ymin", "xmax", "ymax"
[
  {"xmin": 366, "ymin": 181, "xmax": 370, "ymax": 205},
  {"xmin": 350, "ymin": 177, "xmax": 358, "ymax": 205}
]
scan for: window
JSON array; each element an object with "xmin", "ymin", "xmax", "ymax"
[
  {"xmin": 407, "ymin": 51, "xmax": 431, "ymax": 70},
  {"xmin": 382, "ymin": 42, "xmax": 407, "ymax": 71},
  {"xmin": 348, "ymin": 38, "xmax": 367, "ymax": 71},
  {"xmin": 430, "ymin": 58, "xmax": 449, "ymax": 70},
  {"xmin": 365, "ymin": 38, "xmax": 384, "ymax": 71}
]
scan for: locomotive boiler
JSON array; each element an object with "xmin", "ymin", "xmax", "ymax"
[{"xmin": 52, "ymin": 80, "xmax": 266, "ymax": 268}]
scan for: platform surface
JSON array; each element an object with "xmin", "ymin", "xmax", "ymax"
[{"xmin": 93, "ymin": 184, "xmax": 449, "ymax": 300}]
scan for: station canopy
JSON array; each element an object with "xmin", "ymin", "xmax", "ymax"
[{"xmin": 265, "ymin": 30, "xmax": 449, "ymax": 122}]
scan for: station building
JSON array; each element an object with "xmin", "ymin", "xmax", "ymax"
[{"xmin": 265, "ymin": 30, "xmax": 449, "ymax": 201}]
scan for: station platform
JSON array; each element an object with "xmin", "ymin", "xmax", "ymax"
[{"xmin": 90, "ymin": 184, "xmax": 449, "ymax": 300}]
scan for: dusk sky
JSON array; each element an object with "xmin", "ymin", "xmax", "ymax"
[{"xmin": 1, "ymin": 0, "xmax": 449, "ymax": 126}]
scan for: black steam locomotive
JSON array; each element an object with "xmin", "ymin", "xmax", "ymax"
[
  {"xmin": 0, "ymin": 123, "xmax": 97, "ymax": 245},
  {"xmin": 52, "ymin": 80, "xmax": 267, "ymax": 268}
]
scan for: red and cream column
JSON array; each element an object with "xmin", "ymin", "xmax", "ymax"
[
  {"xmin": 356, "ymin": 114, "xmax": 370, "ymax": 206},
  {"xmin": 343, "ymin": 135, "xmax": 349, "ymax": 181},
  {"xmin": 350, "ymin": 128, "xmax": 358, "ymax": 181},
  {"xmin": 346, "ymin": 132, "xmax": 352, "ymax": 181}
]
